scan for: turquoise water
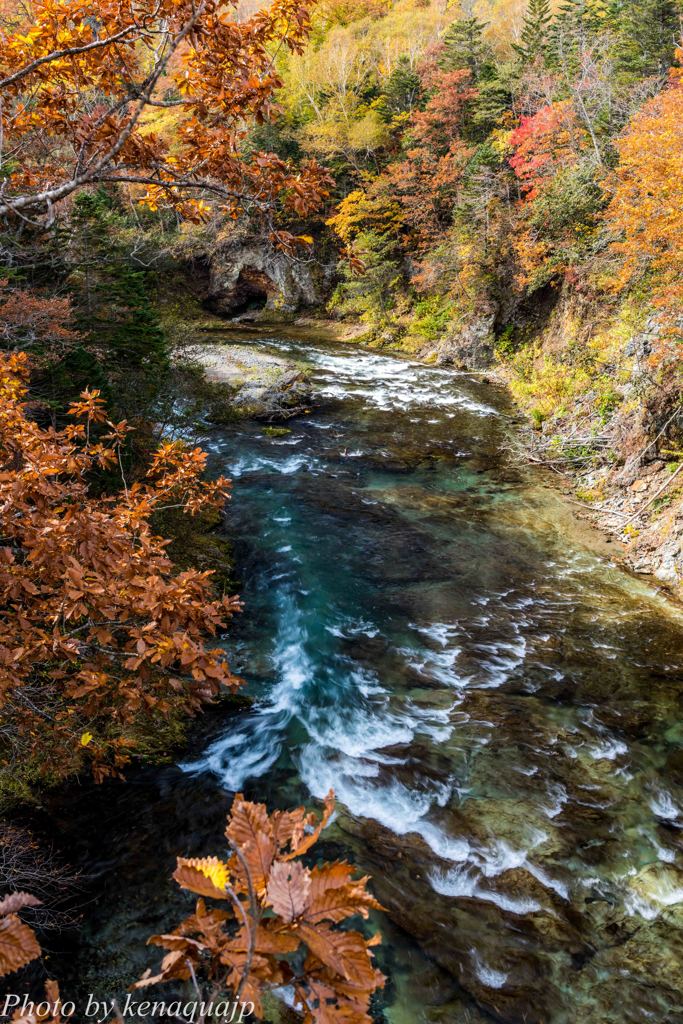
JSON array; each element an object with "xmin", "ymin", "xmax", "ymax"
[{"xmin": 60, "ymin": 335, "xmax": 683, "ymax": 1023}]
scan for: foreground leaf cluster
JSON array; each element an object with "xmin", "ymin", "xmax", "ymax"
[{"xmin": 139, "ymin": 791, "xmax": 385, "ymax": 1024}]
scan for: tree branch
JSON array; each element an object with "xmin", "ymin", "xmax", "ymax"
[
  {"xmin": 0, "ymin": 24, "xmax": 142, "ymax": 91},
  {"xmin": 0, "ymin": 1, "xmax": 206, "ymax": 218}
]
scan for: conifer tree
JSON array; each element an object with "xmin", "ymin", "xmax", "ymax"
[
  {"xmin": 513, "ymin": 0, "xmax": 554, "ymax": 64},
  {"xmin": 613, "ymin": 0, "xmax": 681, "ymax": 78},
  {"xmin": 377, "ymin": 56, "xmax": 424, "ymax": 120},
  {"xmin": 440, "ymin": 10, "xmax": 493, "ymax": 80},
  {"xmin": 550, "ymin": 0, "xmax": 612, "ymax": 66}
]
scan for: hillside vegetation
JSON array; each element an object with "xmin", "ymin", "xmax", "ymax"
[
  {"xmin": 0, "ymin": 0, "xmax": 682, "ymax": 1014},
  {"xmin": 249, "ymin": 0, "xmax": 683, "ymax": 585}
]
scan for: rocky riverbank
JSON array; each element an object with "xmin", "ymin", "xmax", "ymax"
[
  {"xmin": 186, "ymin": 337, "xmax": 315, "ymax": 422},
  {"xmin": 286, "ymin": 307, "xmax": 683, "ymax": 596}
]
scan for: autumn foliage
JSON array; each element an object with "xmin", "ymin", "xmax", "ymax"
[
  {"xmin": 605, "ymin": 60, "xmax": 683, "ymax": 343},
  {"xmin": 383, "ymin": 69, "xmax": 476, "ymax": 251},
  {"xmin": 0, "ymin": 282, "xmax": 80, "ymax": 365},
  {"xmin": 0, "ymin": 795, "xmax": 384, "ymax": 1024},
  {"xmin": 508, "ymin": 101, "xmax": 584, "ymax": 200},
  {"xmin": 0, "ymin": 0, "xmax": 331, "ymax": 241},
  {"xmin": 0, "ymin": 352, "xmax": 241, "ymax": 784},
  {"xmin": 0, "ymin": 891, "xmax": 69, "ymax": 1024},
  {"xmin": 139, "ymin": 791, "xmax": 385, "ymax": 1023}
]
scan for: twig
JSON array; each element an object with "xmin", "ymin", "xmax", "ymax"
[
  {"xmin": 228, "ymin": 842, "xmax": 258, "ymax": 1002},
  {"xmin": 566, "ymin": 496, "xmax": 630, "ymax": 519}
]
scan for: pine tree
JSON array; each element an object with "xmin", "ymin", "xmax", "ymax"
[
  {"xmin": 513, "ymin": 0, "xmax": 554, "ymax": 64},
  {"xmin": 96, "ymin": 266, "xmax": 168, "ymax": 371},
  {"xmin": 613, "ymin": 0, "xmax": 681, "ymax": 78},
  {"xmin": 471, "ymin": 68, "xmax": 516, "ymax": 134},
  {"xmin": 377, "ymin": 56, "xmax": 423, "ymax": 121},
  {"xmin": 550, "ymin": 0, "xmax": 614, "ymax": 67},
  {"xmin": 440, "ymin": 11, "xmax": 493, "ymax": 80}
]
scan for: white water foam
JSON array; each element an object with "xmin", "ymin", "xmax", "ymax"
[
  {"xmin": 429, "ymin": 865, "xmax": 543, "ymax": 915},
  {"xmin": 307, "ymin": 349, "xmax": 498, "ymax": 416},
  {"xmin": 649, "ymin": 789, "xmax": 680, "ymax": 821},
  {"xmin": 472, "ymin": 952, "xmax": 508, "ymax": 989},
  {"xmin": 181, "ymin": 588, "xmax": 310, "ymax": 787},
  {"xmin": 228, "ymin": 453, "xmax": 318, "ymax": 478}
]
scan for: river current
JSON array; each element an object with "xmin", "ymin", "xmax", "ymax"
[{"xmin": 61, "ymin": 334, "xmax": 683, "ymax": 1023}]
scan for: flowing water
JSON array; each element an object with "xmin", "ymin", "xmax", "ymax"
[{"xmin": 59, "ymin": 334, "xmax": 683, "ymax": 1023}]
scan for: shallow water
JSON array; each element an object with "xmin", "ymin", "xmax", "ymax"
[{"xmin": 59, "ymin": 335, "xmax": 683, "ymax": 1022}]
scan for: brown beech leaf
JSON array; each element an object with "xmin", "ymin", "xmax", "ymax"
[
  {"xmin": 297, "ymin": 972, "xmax": 379, "ymax": 1024},
  {"xmin": 146, "ymin": 934, "xmax": 206, "ymax": 953},
  {"xmin": 266, "ymin": 860, "xmax": 311, "ymax": 922},
  {"xmin": 190, "ymin": 898, "xmax": 230, "ymax": 943},
  {"xmin": 285, "ymin": 789, "xmax": 335, "ymax": 861},
  {"xmin": 132, "ymin": 949, "xmax": 193, "ymax": 989},
  {"xmin": 298, "ymin": 923, "xmax": 378, "ymax": 986},
  {"xmin": 222, "ymin": 922, "xmax": 300, "ymax": 956},
  {"xmin": 223, "ymin": 954, "xmax": 276, "ymax": 1021},
  {"xmin": 270, "ymin": 805, "xmax": 309, "ymax": 853},
  {"xmin": 226, "ymin": 795, "xmax": 276, "ymax": 894},
  {"xmin": 0, "ymin": 892, "xmax": 42, "ymax": 916},
  {"xmin": 305, "ymin": 862, "xmax": 383, "ymax": 925},
  {"xmin": 173, "ymin": 856, "xmax": 229, "ymax": 900},
  {"xmin": 0, "ymin": 913, "xmax": 41, "ymax": 978},
  {"xmin": 296, "ymin": 978, "xmax": 341, "ymax": 1024}
]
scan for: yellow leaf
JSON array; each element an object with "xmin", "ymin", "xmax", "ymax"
[
  {"xmin": 173, "ymin": 857, "xmax": 230, "ymax": 899},
  {"xmin": 80, "ymin": 731, "xmax": 93, "ymax": 746}
]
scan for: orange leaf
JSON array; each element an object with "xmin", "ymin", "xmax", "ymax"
[
  {"xmin": 226, "ymin": 795, "xmax": 276, "ymax": 894},
  {"xmin": 285, "ymin": 789, "xmax": 335, "ymax": 860},
  {"xmin": 173, "ymin": 857, "xmax": 230, "ymax": 900}
]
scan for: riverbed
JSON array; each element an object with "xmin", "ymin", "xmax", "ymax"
[{"xmin": 58, "ymin": 332, "xmax": 683, "ymax": 1024}]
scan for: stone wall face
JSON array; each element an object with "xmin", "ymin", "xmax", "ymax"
[{"xmin": 205, "ymin": 238, "xmax": 328, "ymax": 317}]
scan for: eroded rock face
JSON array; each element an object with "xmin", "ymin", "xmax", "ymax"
[
  {"xmin": 204, "ymin": 237, "xmax": 328, "ymax": 317},
  {"xmin": 423, "ymin": 309, "xmax": 497, "ymax": 370}
]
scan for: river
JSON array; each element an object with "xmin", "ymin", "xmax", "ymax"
[{"xmin": 57, "ymin": 333, "xmax": 683, "ymax": 1024}]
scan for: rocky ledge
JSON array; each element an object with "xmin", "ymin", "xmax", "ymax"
[{"xmin": 186, "ymin": 338, "xmax": 316, "ymax": 422}]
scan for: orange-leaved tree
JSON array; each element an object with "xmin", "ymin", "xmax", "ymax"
[
  {"xmin": 0, "ymin": 281, "xmax": 80, "ymax": 364},
  {"xmin": 604, "ymin": 51, "xmax": 683, "ymax": 364},
  {"xmin": 0, "ymin": 352, "xmax": 241, "ymax": 784},
  {"xmin": 0, "ymin": 0, "xmax": 331, "ymax": 242},
  {"xmin": 508, "ymin": 100, "xmax": 585, "ymax": 201},
  {"xmin": 138, "ymin": 791, "xmax": 385, "ymax": 1024}
]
